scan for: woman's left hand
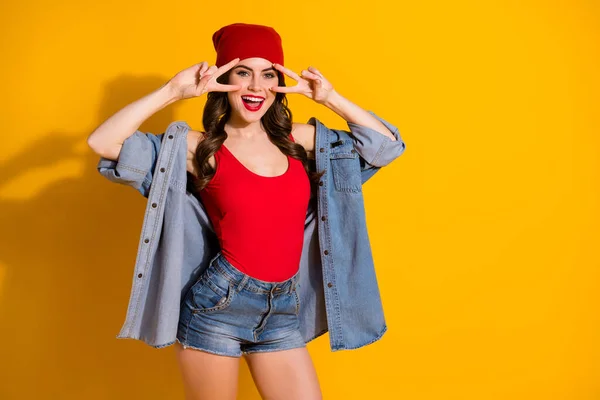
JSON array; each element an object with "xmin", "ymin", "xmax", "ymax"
[{"xmin": 270, "ymin": 64, "xmax": 336, "ymax": 105}]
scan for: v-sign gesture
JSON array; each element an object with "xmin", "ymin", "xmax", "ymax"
[
  {"xmin": 270, "ymin": 62, "xmax": 399, "ymax": 142},
  {"xmin": 270, "ymin": 64, "xmax": 336, "ymax": 105},
  {"xmin": 170, "ymin": 58, "xmax": 242, "ymax": 100}
]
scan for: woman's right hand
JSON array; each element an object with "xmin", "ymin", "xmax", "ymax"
[{"xmin": 169, "ymin": 58, "xmax": 241, "ymax": 100}]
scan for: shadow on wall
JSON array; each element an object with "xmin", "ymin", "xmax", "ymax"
[{"xmin": 0, "ymin": 75, "xmax": 263, "ymax": 399}]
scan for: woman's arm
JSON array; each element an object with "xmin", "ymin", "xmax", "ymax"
[
  {"xmin": 87, "ymin": 82, "xmax": 180, "ymax": 160},
  {"xmin": 272, "ymin": 64, "xmax": 398, "ymax": 147},
  {"xmin": 87, "ymin": 58, "xmax": 241, "ymax": 161},
  {"xmin": 321, "ymin": 90, "xmax": 397, "ymax": 141}
]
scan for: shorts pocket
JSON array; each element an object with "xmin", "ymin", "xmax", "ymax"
[
  {"xmin": 292, "ymin": 288, "xmax": 301, "ymax": 316},
  {"xmin": 190, "ymin": 269, "xmax": 235, "ymax": 314}
]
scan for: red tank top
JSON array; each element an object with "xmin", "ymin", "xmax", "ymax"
[{"xmin": 198, "ymin": 133, "xmax": 311, "ymax": 282}]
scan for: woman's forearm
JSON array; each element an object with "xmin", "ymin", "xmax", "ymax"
[
  {"xmin": 87, "ymin": 81, "xmax": 180, "ymax": 152},
  {"xmin": 322, "ymin": 91, "xmax": 397, "ymax": 141}
]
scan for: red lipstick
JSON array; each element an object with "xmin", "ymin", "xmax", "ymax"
[{"xmin": 241, "ymin": 95, "xmax": 265, "ymax": 112}]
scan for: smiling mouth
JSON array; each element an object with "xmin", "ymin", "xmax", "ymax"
[{"xmin": 241, "ymin": 95, "xmax": 265, "ymax": 111}]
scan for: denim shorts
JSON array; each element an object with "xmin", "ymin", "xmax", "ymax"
[{"xmin": 176, "ymin": 251, "xmax": 305, "ymax": 358}]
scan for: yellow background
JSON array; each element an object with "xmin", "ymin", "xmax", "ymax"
[{"xmin": 1, "ymin": 0, "xmax": 598, "ymax": 399}]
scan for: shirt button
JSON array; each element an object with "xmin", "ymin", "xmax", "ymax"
[
  {"xmin": 321, "ymin": 216, "xmax": 326, "ymax": 221},
  {"xmin": 324, "ymin": 250, "xmax": 329, "ymax": 255},
  {"xmin": 351, "ymin": 149, "xmax": 356, "ymax": 153},
  {"xmin": 319, "ymin": 148, "xmax": 325, "ymax": 152},
  {"xmin": 168, "ymin": 134, "xmax": 173, "ymax": 139},
  {"xmin": 137, "ymin": 273, "xmax": 143, "ymax": 278},
  {"xmin": 319, "ymin": 181, "xmax": 324, "ymax": 186},
  {"xmin": 144, "ymin": 238, "xmax": 149, "ymax": 243},
  {"xmin": 151, "ymin": 203, "xmax": 157, "ymax": 208},
  {"xmin": 160, "ymin": 167, "xmax": 165, "ymax": 172},
  {"xmin": 327, "ymin": 282, "xmax": 333, "ymax": 288}
]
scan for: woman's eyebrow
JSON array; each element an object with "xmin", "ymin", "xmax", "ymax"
[{"xmin": 234, "ymin": 65, "xmax": 276, "ymax": 72}]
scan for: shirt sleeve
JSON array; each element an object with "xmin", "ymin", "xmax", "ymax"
[
  {"xmin": 96, "ymin": 130, "xmax": 164, "ymax": 198},
  {"xmin": 347, "ymin": 111, "xmax": 406, "ymax": 167}
]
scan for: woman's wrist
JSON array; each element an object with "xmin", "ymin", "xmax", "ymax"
[
  {"xmin": 162, "ymin": 80, "xmax": 183, "ymax": 104},
  {"xmin": 320, "ymin": 89, "xmax": 340, "ymax": 108},
  {"xmin": 322, "ymin": 90, "xmax": 352, "ymax": 119}
]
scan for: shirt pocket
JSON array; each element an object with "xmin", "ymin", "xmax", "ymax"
[{"xmin": 329, "ymin": 140, "xmax": 362, "ymax": 193}]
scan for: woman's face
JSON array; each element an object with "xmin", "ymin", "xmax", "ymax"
[{"xmin": 227, "ymin": 57, "xmax": 279, "ymax": 123}]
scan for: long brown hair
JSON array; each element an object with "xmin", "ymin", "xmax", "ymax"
[{"xmin": 190, "ymin": 70, "xmax": 325, "ymax": 194}]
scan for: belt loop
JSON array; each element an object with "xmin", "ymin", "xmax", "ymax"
[
  {"xmin": 236, "ymin": 275, "xmax": 249, "ymax": 293},
  {"xmin": 209, "ymin": 251, "xmax": 222, "ymax": 267},
  {"xmin": 289, "ymin": 277, "xmax": 297, "ymax": 294}
]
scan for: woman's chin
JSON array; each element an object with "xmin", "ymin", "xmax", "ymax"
[
  {"xmin": 241, "ymin": 113, "xmax": 263, "ymax": 122},
  {"xmin": 232, "ymin": 108, "xmax": 266, "ymax": 122}
]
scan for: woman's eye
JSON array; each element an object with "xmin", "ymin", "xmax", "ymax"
[{"xmin": 236, "ymin": 71, "xmax": 276, "ymax": 78}]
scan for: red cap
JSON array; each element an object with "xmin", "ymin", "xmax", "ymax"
[{"xmin": 212, "ymin": 23, "xmax": 284, "ymax": 68}]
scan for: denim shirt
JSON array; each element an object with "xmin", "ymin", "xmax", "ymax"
[{"xmin": 96, "ymin": 111, "xmax": 406, "ymax": 351}]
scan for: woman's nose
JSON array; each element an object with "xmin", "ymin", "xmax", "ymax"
[{"xmin": 248, "ymin": 76, "xmax": 262, "ymax": 91}]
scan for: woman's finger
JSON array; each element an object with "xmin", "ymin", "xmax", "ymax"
[
  {"xmin": 204, "ymin": 66, "xmax": 218, "ymax": 77},
  {"xmin": 300, "ymin": 70, "xmax": 320, "ymax": 81},
  {"xmin": 197, "ymin": 63, "xmax": 209, "ymax": 81},
  {"xmin": 273, "ymin": 63, "xmax": 302, "ymax": 82},
  {"xmin": 270, "ymin": 85, "xmax": 298, "ymax": 94},
  {"xmin": 214, "ymin": 58, "xmax": 240, "ymax": 78},
  {"xmin": 198, "ymin": 61, "xmax": 209, "ymax": 75},
  {"xmin": 308, "ymin": 66, "xmax": 324, "ymax": 77},
  {"xmin": 217, "ymin": 83, "xmax": 242, "ymax": 92}
]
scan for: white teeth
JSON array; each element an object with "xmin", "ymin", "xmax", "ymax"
[{"xmin": 242, "ymin": 96, "xmax": 264, "ymax": 102}]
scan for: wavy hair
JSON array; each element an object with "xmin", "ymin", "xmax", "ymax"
[{"xmin": 190, "ymin": 69, "xmax": 325, "ymax": 195}]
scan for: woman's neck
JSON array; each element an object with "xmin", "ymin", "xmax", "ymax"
[{"xmin": 224, "ymin": 115, "xmax": 266, "ymax": 139}]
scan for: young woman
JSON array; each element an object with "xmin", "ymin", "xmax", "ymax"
[{"xmin": 89, "ymin": 23, "xmax": 402, "ymax": 400}]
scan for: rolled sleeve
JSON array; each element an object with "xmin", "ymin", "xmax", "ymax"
[
  {"xmin": 96, "ymin": 130, "xmax": 163, "ymax": 197},
  {"xmin": 347, "ymin": 111, "xmax": 406, "ymax": 167}
]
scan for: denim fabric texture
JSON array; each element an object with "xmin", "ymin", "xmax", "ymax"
[
  {"xmin": 96, "ymin": 111, "xmax": 406, "ymax": 351},
  {"xmin": 177, "ymin": 251, "xmax": 305, "ymax": 357}
]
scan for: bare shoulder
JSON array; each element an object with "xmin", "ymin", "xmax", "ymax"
[
  {"xmin": 186, "ymin": 129, "xmax": 207, "ymax": 177},
  {"xmin": 291, "ymin": 123, "xmax": 316, "ymax": 158},
  {"xmin": 187, "ymin": 129, "xmax": 205, "ymax": 158}
]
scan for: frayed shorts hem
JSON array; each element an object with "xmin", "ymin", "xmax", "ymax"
[
  {"xmin": 242, "ymin": 342, "xmax": 307, "ymax": 355},
  {"xmin": 175, "ymin": 337, "xmax": 307, "ymax": 357},
  {"xmin": 175, "ymin": 337, "xmax": 242, "ymax": 358}
]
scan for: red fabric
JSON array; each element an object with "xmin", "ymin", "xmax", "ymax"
[
  {"xmin": 198, "ymin": 134, "xmax": 311, "ymax": 282},
  {"xmin": 212, "ymin": 23, "xmax": 284, "ymax": 68}
]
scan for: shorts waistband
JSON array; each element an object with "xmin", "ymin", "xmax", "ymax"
[{"xmin": 209, "ymin": 251, "xmax": 299, "ymax": 295}]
